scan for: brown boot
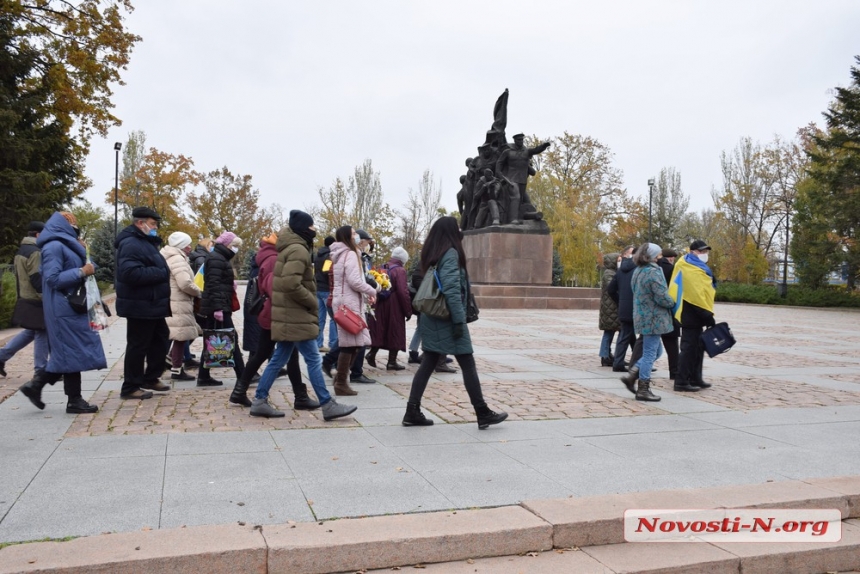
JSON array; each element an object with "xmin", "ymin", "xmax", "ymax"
[{"xmin": 333, "ymin": 351, "xmax": 358, "ymax": 396}]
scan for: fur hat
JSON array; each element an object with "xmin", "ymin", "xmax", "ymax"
[{"xmin": 168, "ymin": 231, "xmax": 192, "ymax": 250}]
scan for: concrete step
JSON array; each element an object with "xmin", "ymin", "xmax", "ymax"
[
  {"xmin": 2, "ymin": 476, "xmax": 859, "ymax": 574},
  {"xmin": 472, "ymin": 285, "xmax": 601, "ymax": 310}
]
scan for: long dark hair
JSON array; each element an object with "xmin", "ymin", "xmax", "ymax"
[
  {"xmin": 420, "ymin": 216, "xmax": 467, "ymax": 275},
  {"xmin": 335, "ymin": 225, "xmax": 357, "ymax": 251}
]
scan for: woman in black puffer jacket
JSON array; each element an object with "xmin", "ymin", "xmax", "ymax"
[{"xmin": 198, "ymin": 232, "xmax": 245, "ymax": 386}]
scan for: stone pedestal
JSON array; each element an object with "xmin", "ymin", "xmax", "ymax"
[{"xmin": 463, "ymin": 221, "xmax": 552, "ymax": 285}]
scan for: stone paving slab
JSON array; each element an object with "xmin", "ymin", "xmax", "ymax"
[{"xmin": 2, "ymin": 301, "xmax": 860, "ymax": 549}]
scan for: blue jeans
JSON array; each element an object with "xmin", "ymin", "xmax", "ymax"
[
  {"xmin": 0, "ymin": 328, "xmax": 48, "ymax": 372},
  {"xmin": 409, "ymin": 316, "xmax": 421, "ymax": 353},
  {"xmin": 255, "ymin": 339, "xmax": 331, "ymax": 406},
  {"xmin": 599, "ymin": 330, "xmax": 616, "ymax": 358},
  {"xmin": 634, "ymin": 334, "xmax": 663, "ymax": 379},
  {"xmin": 316, "ymin": 292, "xmax": 337, "ymax": 348}
]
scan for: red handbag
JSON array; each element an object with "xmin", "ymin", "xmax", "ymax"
[
  {"xmin": 333, "ymin": 304, "xmax": 366, "ymax": 335},
  {"xmin": 231, "ymin": 289, "xmax": 240, "ymax": 312},
  {"xmin": 332, "ymin": 253, "xmax": 367, "ymax": 335}
]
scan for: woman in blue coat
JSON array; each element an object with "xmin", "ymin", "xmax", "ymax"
[
  {"xmin": 19, "ymin": 212, "xmax": 106, "ymax": 413},
  {"xmin": 402, "ymin": 216, "xmax": 507, "ymax": 429}
]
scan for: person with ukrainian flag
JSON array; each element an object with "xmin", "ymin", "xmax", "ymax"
[{"xmin": 668, "ymin": 240, "xmax": 717, "ymax": 392}]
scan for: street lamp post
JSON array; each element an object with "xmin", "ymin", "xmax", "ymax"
[
  {"xmin": 113, "ymin": 142, "xmax": 122, "ymax": 239},
  {"xmin": 647, "ymin": 178, "xmax": 655, "ymax": 243}
]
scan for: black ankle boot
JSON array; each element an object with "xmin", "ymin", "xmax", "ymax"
[
  {"xmin": 366, "ymin": 347, "xmax": 378, "ymax": 368},
  {"xmin": 229, "ymin": 379, "xmax": 252, "ymax": 406},
  {"xmin": 620, "ymin": 367, "xmax": 639, "ymax": 395},
  {"xmin": 402, "ymin": 401, "xmax": 433, "ymax": 426},
  {"xmin": 20, "ymin": 373, "xmax": 49, "ymax": 410},
  {"xmin": 636, "ymin": 379, "xmax": 662, "ymax": 402},
  {"xmin": 408, "ymin": 351, "xmax": 421, "ymax": 364},
  {"xmin": 475, "ymin": 404, "xmax": 508, "ymax": 430},
  {"xmin": 66, "ymin": 396, "xmax": 99, "ymax": 414},
  {"xmin": 293, "ymin": 384, "xmax": 320, "ymax": 410}
]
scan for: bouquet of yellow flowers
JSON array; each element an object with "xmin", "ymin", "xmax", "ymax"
[{"xmin": 368, "ymin": 269, "xmax": 391, "ymax": 292}]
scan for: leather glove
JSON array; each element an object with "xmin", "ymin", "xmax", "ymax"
[
  {"xmin": 452, "ymin": 323, "xmax": 464, "ymax": 339},
  {"xmin": 214, "ymin": 310, "xmax": 224, "ymax": 322}
]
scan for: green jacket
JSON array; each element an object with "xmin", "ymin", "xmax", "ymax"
[
  {"xmin": 270, "ymin": 228, "xmax": 319, "ymax": 342},
  {"xmin": 418, "ymin": 248, "xmax": 473, "ymax": 355}
]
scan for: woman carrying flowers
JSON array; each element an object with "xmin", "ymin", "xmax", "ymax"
[{"xmin": 366, "ymin": 247, "xmax": 413, "ymax": 370}]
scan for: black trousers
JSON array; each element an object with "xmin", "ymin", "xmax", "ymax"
[
  {"xmin": 322, "ymin": 342, "xmax": 366, "ymax": 378},
  {"xmin": 677, "ymin": 325, "xmax": 705, "ymax": 385},
  {"xmin": 613, "ymin": 321, "xmax": 635, "ymax": 370},
  {"xmin": 122, "ymin": 317, "xmax": 169, "ymax": 395},
  {"xmin": 661, "ymin": 334, "xmax": 680, "ymax": 376},
  {"xmin": 408, "ymin": 351, "xmax": 485, "ymax": 408}
]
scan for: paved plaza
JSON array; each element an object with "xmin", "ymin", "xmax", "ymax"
[{"xmin": 0, "ymin": 300, "xmax": 859, "ymax": 545}]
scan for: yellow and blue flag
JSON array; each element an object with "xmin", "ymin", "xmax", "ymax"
[{"xmin": 668, "ymin": 254, "xmax": 715, "ymax": 322}]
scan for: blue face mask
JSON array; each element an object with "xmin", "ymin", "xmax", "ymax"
[{"xmin": 148, "ymin": 227, "xmax": 158, "ymax": 237}]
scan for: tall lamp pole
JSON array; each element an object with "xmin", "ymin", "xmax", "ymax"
[
  {"xmin": 779, "ymin": 204, "xmax": 791, "ymax": 298},
  {"xmin": 647, "ymin": 178, "xmax": 655, "ymax": 242},
  {"xmin": 113, "ymin": 142, "xmax": 122, "ymax": 238}
]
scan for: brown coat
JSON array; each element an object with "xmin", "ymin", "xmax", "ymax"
[{"xmin": 270, "ymin": 228, "xmax": 319, "ymax": 342}]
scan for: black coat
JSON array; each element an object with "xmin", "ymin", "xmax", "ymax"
[
  {"xmin": 189, "ymin": 245, "xmax": 208, "ymax": 274},
  {"xmin": 200, "ymin": 243, "xmax": 236, "ymax": 317},
  {"xmin": 114, "ymin": 225, "xmax": 171, "ymax": 319},
  {"xmin": 314, "ymin": 245, "xmax": 332, "ymax": 292},
  {"xmin": 242, "ymin": 254, "xmax": 261, "ymax": 352},
  {"xmin": 607, "ymin": 257, "xmax": 636, "ymax": 323},
  {"xmin": 657, "ymin": 257, "xmax": 681, "ymax": 337}
]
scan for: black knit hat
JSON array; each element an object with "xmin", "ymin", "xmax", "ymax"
[
  {"xmin": 27, "ymin": 221, "xmax": 45, "ymax": 233},
  {"xmin": 288, "ymin": 210, "xmax": 314, "ymax": 232}
]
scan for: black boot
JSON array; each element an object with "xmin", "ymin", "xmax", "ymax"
[
  {"xmin": 636, "ymin": 379, "xmax": 662, "ymax": 402},
  {"xmin": 600, "ymin": 356, "xmax": 613, "ymax": 367},
  {"xmin": 402, "ymin": 401, "xmax": 433, "ymax": 426},
  {"xmin": 386, "ymin": 350, "xmax": 406, "ymax": 371},
  {"xmin": 229, "ymin": 378, "xmax": 252, "ymax": 407},
  {"xmin": 66, "ymin": 396, "xmax": 99, "ymax": 414},
  {"xmin": 620, "ymin": 367, "xmax": 639, "ymax": 395},
  {"xmin": 475, "ymin": 404, "xmax": 508, "ymax": 430},
  {"xmin": 293, "ymin": 384, "xmax": 321, "ymax": 410},
  {"xmin": 408, "ymin": 351, "xmax": 421, "ymax": 364},
  {"xmin": 20, "ymin": 371, "xmax": 50, "ymax": 410},
  {"xmin": 366, "ymin": 347, "xmax": 378, "ymax": 368}
]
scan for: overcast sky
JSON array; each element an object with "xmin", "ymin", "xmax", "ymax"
[{"xmin": 82, "ymin": 0, "xmax": 860, "ymax": 220}]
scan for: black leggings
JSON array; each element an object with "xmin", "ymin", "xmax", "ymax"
[
  {"xmin": 408, "ymin": 351, "xmax": 485, "ymax": 408},
  {"xmin": 241, "ymin": 328, "xmax": 302, "ymax": 389}
]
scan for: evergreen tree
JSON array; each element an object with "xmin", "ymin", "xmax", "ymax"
[
  {"xmin": 89, "ymin": 219, "xmax": 117, "ymax": 284},
  {"xmin": 0, "ymin": 15, "xmax": 78, "ymax": 260},
  {"xmin": 807, "ymin": 56, "xmax": 860, "ymax": 289}
]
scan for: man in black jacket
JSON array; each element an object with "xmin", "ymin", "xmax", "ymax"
[
  {"xmin": 314, "ymin": 236, "xmax": 336, "ymax": 352},
  {"xmin": 0, "ymin": 222, "xmax": 47, "ymax": 379},
  {"xmin": 607, "ymin": 246, "xmax": 638, "ymax": 372},
  {"xmin": 115, "ymin": 207, "xmax": 172, "ymax": 400},
  {"xmin": 657, "ymin": 248, "xmax": 680, "ymax": 379}
]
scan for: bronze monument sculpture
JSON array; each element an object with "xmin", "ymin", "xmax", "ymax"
[{"xmin": 458, "ymin": 89, "xmax": 552, "ymax": 230}]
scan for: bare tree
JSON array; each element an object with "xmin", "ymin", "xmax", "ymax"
[{"xmin": 650, "ymin": 166, "xmax": 690, "ymax": 249}]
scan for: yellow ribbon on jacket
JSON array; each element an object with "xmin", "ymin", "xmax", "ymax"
[{"xmin": 668, "ymin": 255, "xmax": 715, "ymax": 322}]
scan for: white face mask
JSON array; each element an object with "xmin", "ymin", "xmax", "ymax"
[
  {"xmin": 230, "ymin": 246, "xmax": 239, "ymax": 254},
  {"xmin": 698, "ymin": 252, "xmax": 709, "ymax": 263},
  {"xmin": 353, "ymin": 234, "xmax": 361, "ymax": 245}
]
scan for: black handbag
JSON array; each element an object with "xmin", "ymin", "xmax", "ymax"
[
  {"xmin": 465, "ymin": 272, "xmax": 479, "ymax": 323},
  {"xmin": 245, "ymin": 276, "xmax": 266, "ymax": 316},
  {"xmin": 701, "ymin": 322, "xmax": 736, "ymax": 358},
  {"xmin": 66, "ymin": 281, "xmax": 88, "ymax": 314}
]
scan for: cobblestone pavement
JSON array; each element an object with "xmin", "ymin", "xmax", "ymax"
[{"xmin": 1, "ymin": 301, "xmax": 859, "ymax": 438}]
